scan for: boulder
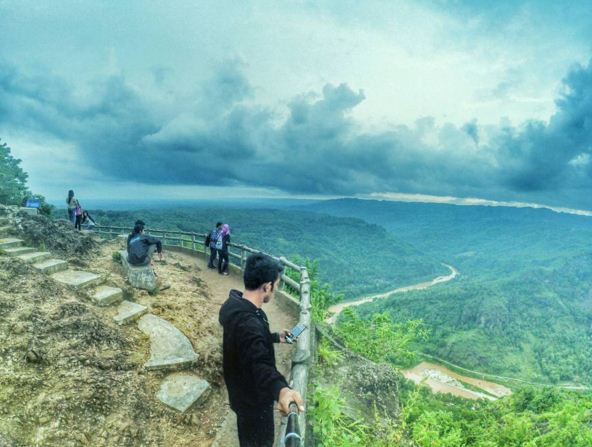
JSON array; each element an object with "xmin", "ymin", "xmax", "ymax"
[{"xmin": 120, "ymin": 250, "xmax": 158, "ymax": 292}]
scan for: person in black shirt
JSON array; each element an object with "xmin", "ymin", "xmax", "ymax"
[
  {"xmin": 126, "ymin": 220, "xmax": 163, "ymax": 266},
  {"xmin": 219, "ymin": 254, "xmax": 304, "ymax": 447}
]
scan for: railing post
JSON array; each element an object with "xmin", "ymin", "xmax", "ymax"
[
  {"xmin": 240, "ymin": 247, "xmax": 246, "ymax": 270},
  {"xmin": 280, "ymin": 266, "xmax": 311, "ymax": 446},
  {"xmin": 191, "ymin": 234, "xmax": 196, "ymax": 251}
]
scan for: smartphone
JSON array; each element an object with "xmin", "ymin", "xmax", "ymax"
[{"xmin": 286, "ymin": 323, "xmax": 307, "ymax": 344}]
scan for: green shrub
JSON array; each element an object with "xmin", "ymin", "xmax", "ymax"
[
  {"xmin": 318, "ymin": 339, "xmax": 343, "ymax": 366},
  {"xmin": 335, "ymin": 308, "xmax": 428, "ymax": 367}
]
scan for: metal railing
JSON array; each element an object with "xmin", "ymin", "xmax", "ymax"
[{"xmin": 94, "ymin": 225, "xmax": 312, "ymax": 445}]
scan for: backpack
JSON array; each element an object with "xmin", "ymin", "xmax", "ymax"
[
  {"xmin": 209, "ymin": 229, "xmax": 219, "ymax": 248},
  {"xmin": 215, "ymin": 236, "xmax": 224, "ymax": 250}
]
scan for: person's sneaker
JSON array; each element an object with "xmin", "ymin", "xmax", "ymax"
[{"xmin": 222, "ymin": 272, "xmax": 229, "ymax": 276}]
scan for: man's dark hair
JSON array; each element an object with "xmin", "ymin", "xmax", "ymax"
[
  {"xmin": 132, "ymin": 220, "xmax": 145, "ymax": 235},
  {"xmin": 244, "ymin": 253, "xmax": 284, "ymax": 291},
  {"xmin": 216, "ymin": 221, "xmax": 223, "ymax": 228}
]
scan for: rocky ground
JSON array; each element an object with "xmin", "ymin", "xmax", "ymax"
[
  {"xmin": 315, "ymin": 341, "xmax": 401, "ymax": 421},
  {"xmin": 0, "ymin": 209, "xmax": 259, "ymax": 447}
]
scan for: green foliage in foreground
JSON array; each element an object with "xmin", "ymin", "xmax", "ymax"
[
  {"xmin": 326, "ymin": 295, "xmax": 592, "ymax": 446},
  {"xmin": 317, "ymin": 339, "xmax": 344, "ymax": 367},
  {"xmin": 312, "ymin": 364, "xmax": 592, "ymax": 447},
  {"xmin": 325, "ymin": 308, "xmax": 592, "ymax": 446},
  {"xmin": 310, "ymin": 385, "xmax": 402, "ymax": 447},
  {"xmin": 400, "ymin": 385, "xmax": 592, "ymax": 447},
  {"xmin": 335, "ymin": 308, "xmax": 428, "ymax": 368}
]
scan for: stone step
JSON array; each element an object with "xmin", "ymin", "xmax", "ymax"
[
  {"xmin": 50, "ymin": 270, "xmax": 102, "ymax": 290},
  {"xmin": 17, "ymin": 252, "xmax": 52, "ymax": 263},
  {"xmin": 156, "ymin": 373, "xmax": 211, "ymax": 412},
  {"xmin": 19, "ymin": 207, "xmax": 38, "ymax": 216},
  {"xmin": 92, "ymin": 286, "xmax": 123, "ymax": 306},
  {"xmin": 113, "ymin": 300, "xmax": 148, "ymax": 325},
  {"xmin": 0, "ymin": 238, "xmax": 23, "ymax": 250},
  {"xmin": 0, "ymin": 225, "xmax": 11, "ymax": 236},
  {"xmin": 0, "ymin": 217, "xmax": 9, "ymax": 225},
  {"xmin": 4, "ymin": 246, "xmax": 36, "ymax": 256},
  {"xmin": 138, "ymin": 314, "xmax": 199, "ymax": 371},
  {"xmin": 33, "ymin": 259, "xmax": 69, "ymax": 275}
]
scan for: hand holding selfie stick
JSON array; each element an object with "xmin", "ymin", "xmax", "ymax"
[{"xmin": 283, "ymin": 401, "xmax": 302, "ymax": 447}]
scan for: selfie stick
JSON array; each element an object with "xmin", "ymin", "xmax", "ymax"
[{"xmin": 283, "ymin": 402, "xmax": 301, "ymax": 447}]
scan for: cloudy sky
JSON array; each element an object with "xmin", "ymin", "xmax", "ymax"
[{"xmin": 1, "ymin": 0, "xmax": 592, "ymax": 209}]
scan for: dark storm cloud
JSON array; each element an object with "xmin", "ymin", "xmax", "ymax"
[
  {"xmin": 1, "ymin": 58, "xmax": 592, "ymax": 207},
  {"xmin": 494, "ymin": 60, "xmax": 592, "ymax": 193}
]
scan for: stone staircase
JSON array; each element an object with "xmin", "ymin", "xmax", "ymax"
[{"xmin": 0, "ymin": 209, "xmax": 210, "ymax": 415}]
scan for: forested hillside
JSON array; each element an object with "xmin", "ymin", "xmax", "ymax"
[
  {"xmin": 85, "ymin": 207, "xmax": 447, "ymax": 298},
  {"xmin": 307, "ymin": 199, "xmax": 592, "ymax": 385}
]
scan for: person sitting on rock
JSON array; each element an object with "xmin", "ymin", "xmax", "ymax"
[{"xmin": 127, "ymin": 220, "xmax": 163, "ymax": 266}]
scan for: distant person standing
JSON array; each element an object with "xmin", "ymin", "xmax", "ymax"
[
  {"xmin": 66, "ymin": 190, "xmax": 79, "ymax": 225},
  {"xmin": 217, "ymin": 223, "xmax": 231, "ymax": 276},
  {"xmin": 74, "ymin": 202, "xmax": 84, "ymax": 231},
  {"xmin": 205, "ymin": 222, "xmax": 223, "ymax": 269},
  {"xmin": 127, "ymin": 220, "xmax": 163, "ymax": 266}
]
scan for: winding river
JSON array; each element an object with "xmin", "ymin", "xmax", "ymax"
[{"xmin": 326, "ymin": 263, "xmax": 459, "ymax": 324}]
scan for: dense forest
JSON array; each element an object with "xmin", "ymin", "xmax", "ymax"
[
  {"xmin": 82, "ymin": 207, "xmax": 447, "ymax": 298},
  {"xmin": 306, "ymin": 199, "xmax": 592, "ymax": 386}
]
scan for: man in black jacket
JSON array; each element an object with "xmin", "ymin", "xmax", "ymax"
[
  {"xmin": 127, "ymin": 220, "xmax": 163, "ymax": 266},
  {"xmin": 219, "ymin": 253, "xmax": 304, "ymax": 447}
]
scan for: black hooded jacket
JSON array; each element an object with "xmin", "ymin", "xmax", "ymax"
[
  {"xmin": 126, "ymin": 233, "xmax": 162, "ymax": 265},
  {"xmin": 219, "ymin": 289, "xmax": 289, "ymax": 412}
]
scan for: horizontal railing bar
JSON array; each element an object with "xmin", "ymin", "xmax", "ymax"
[
  {"xmin": 281, "ymin": 275, "xmax": 300, "ymax": 290},
  {"xmin": 280, "ymin": 257, "xmax": 301, "ymax": 272}
]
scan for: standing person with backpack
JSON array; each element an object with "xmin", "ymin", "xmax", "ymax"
[
  {"xmin": 217, "ymin": 223, "xmax": 231, "ymax": 276},
  {"xmin": 205, "ymin": 222, "xmax": 223, "ymax": 269}
]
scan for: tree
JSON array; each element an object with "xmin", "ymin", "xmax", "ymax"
[
  {"xmin": 0, "ymin": 139, "xmax": 31, "ymax": 205},
  {"xmin": 0, "ymin": 139, "xmax": 53, "ymax": 215}
]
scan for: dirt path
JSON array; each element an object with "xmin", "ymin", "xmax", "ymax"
[
  {"xmin": 326, "ymin": 264, "xmax": 458, "ymax": 324},
  {"xmin": 170, "ymin": 250, "xmax": 297, "ymax": 447}
]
